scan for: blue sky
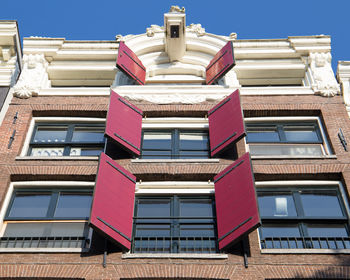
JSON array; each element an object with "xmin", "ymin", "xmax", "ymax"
[{"xmin": 2, "ymin": 0, "xmax": 349, "ymax": 72}]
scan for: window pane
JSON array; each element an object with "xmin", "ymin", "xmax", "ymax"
[
  {"xmin": 179, "ymin": 151, "xmax": 209, "ymax": 159},
  {"xmin": 54, "ymin": 193, "xmax": 92, "ymax": 218},
  {"xmin": 180, "ymin": 224, "xmax": 215, "ymax": 237},
  {"xmin": 260, "ymin": 224, "xmax": 301, "ymax": 238},
  {"xmin": 135, "ymin": 224, "xmax": 170, "ymax": 237},
  {"xmin": 142, "ymin": 132, "xmax": 172, "ymax": 149},
  {"xmin": 71, "ymin": 127, "xmax": 105, "ymax": 143},
  {"xmin": 258, "ymin": 193, "xmax": 297, "ymax": 217},
  {"xmin": 4, "ymin": 222, "xmax": 88, "ymax": 237},
  {"xmin": 33, "ymin": 126, "xmax": 67, "ymax": 143},
  {"xmin": 180, "ymin": 199, "xmax": 214, "ymax": 217},
  {"xmin": 30, "ymin": 147, "xmax": 64, "ymax": 157},
  {"xmin": 246, "ymin": 126, "xmax": 280, "ymax": 142},
  {"xmin": 284, "ymin": 125, "xmax": 319, "ymax": 142},
  {"xmin": 137, "ymin": 199, "xmax": 171, "ymax": 217},
  {"xmin": 179, "ymin": 132, "xmax": 208, "ymax": 150},
  {"xmin": 249, "ymin": 144, "xmax": 323, "ymax": 156},
  {"xmin": 300, "ymin": 192, "xmax": 344, "ymax": 217},
  {"xmin": 70, "ymin": 147, "xmax": 103, "ymax": 156},
  {"xmin": 8, "ymin": 193, "xmax": 51, "ymax": 218},
  {"xmin": 306, "ymin": 224, "xmax": 348, "ymax": 237},
  {"xmin": 141, "ymin": 150, "xmax": 172, "ymax": 159}
]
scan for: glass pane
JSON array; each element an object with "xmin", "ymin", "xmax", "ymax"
[
  {"xmin": 33, "ymin": 126, "xmax": 67, "ymax": 143},
  {"xmin": 137, "ymin": 199, "xmax": 171, "ymax": 217},
  {"xmin": 30, "ymin": 147, "xmax": 64, "ymax": 157},
  {"xmin": 71, "ymin": 127, "xmax": 105, "ymax": 143},
  {"xmin": 284, "ymin": 125, "xmax": 319, "ymax": 142},
  {"xmin": 54, "ymin": 193, "xmax": 92, "ymax": 218},
  {"xmin": 258, "ymin": 193, "xmax": 297, "ymax": 217},
  {"xmin": 8, "ymin": 193, "xmax": 51, "ymax": 218},
  {"xmin": 180, "ymin": 224, "xmax": 215, "ymax": 237},
  {"xmin": 246, "ymin": 126, "xmax": 280, "ymax": 142},
  {"xmin": 180, "ymin": 199, "xmax": 214, "ymax": 217},
  {"xmin": 249, "ymin": 144, "xmax": 323, "ymax": 156},
  {"xmin": 135, "ymin": 225, "xmax": 170, "ymax": 237},
  {"xmin": 301, "ymin": 192, "xmax": 344, "ymax": 217},
  {"xmin": 3, "ymin": 222, "xmax": 88, "ymax": 237},
  {"xmin": 70, "ymin": 147, "xmax": 103, "ymax": 156},
  {"xmin": 141, "ymin": 150, "xmax": 172, "ymax": 159},
  {"xmin": 260, "ymin": 224, "xmax": 301, "ymax": 238},
  {"xmin": 142, "ymin": 132, "xmax": 172, "ymax": 150},
  {"xmin": 179, "ymin": 151, "xmax": 209, "ymax": 159},
  {"xmin": 306, "ymin": 224, "xmax": 348, "ymax": 237},
  {"xmin": 179, "ymin": 132, "xmax": 208, "ymax": 150}
]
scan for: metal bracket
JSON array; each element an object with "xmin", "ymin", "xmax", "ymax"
[
  {"xmin": 338, "ymin": 128, "xmax": 348, "ymax": 151},
  {"xmin": 242, "ymin": 238, "xmax": 248, "ymax": 268},
  {"xmin": 103, "ymin": 239, "xmax": 108, "ymax": 268},
  {"xmin": 7, "ymin": 129, "xmax": 16, "ymax": 149}
]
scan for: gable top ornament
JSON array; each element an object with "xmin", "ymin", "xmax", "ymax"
[{"xmin": 169, "ymin": 6, "xmax": 185, "ymax": 13}]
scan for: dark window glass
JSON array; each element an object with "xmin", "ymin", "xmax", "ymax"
[
  {"xmin": 284, "ymin": 125, "xmax": 319, "ymax": 142},
  {"xmin": 300, "ymin": 192, "xmax": 344, "ymax": 217},
  {"xmin": 29, "ymin": 123, "xmax": 105, "ymax": 157},
  {"xmin": 133, "ymin": 196, "xmax": 217, "ymax": 253},
  {"xmin": 246, "ymin": 126, "xmax": 280, "ymax": 142},
  {"xmin": 141, "ymin": 129, "xmax": 209, "ymax": 159},
  {"xmin": 8, "ymin": 193, "xmax": 51, "ymax": 218},
  {"xmin": 257, "ymin": 187, "xmax": 349, "ymax": 250},
  {"xmin": 54, "ymin": 193, "xmax": 92, "ymax": 218}
]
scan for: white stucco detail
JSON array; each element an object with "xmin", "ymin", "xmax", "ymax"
[
  {"xmin": 337, "ymin": 61, "xmax": 350, "ymax": 117},
  {"xmin": 146, "ymin": 25, "xmax": 164, "ymax": 37},
  {"xmin": 308, "ymin": 52, "xmax": 340, "ymax": 97},
  {"xmin": 13, "ymin": 54, "xmax": 51, "ymax": 99},
  {"xmin": 187, "ymin": 24, "xmax": 206, "ymax": 37}
]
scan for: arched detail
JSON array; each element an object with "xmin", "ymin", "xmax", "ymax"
[{"xmin": 113, "ymin": 29, "xmax": 238, "ymax": 86}]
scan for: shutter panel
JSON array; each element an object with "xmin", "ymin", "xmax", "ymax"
[
  {"xmin": 116, "ymin": 41, "xmax": 146, "ymax": 85},
  {"xmin": 214, "ymin": 152, "xmax": 260, "ymax": 250},
  {"xmin": 90, "ymin": 152, "xmax": 136, "ymax": 249},
  {"xmin": 208, "ymin": 89, "xmax": 245, "ymax": 157},
  {"xmin": 206, "ymin": 41, "xmax": 235, "ymax": 85},
  {"xmin": 105, "ymin": 90, "xmax": 143, "ymax": 156}
]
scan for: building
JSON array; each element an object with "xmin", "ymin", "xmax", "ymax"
[{"xmin": 0, "ymin": 6, "xmax": 350, "ymax": 279}]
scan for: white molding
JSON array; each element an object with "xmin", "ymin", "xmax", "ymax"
[
  {"xmin": 132, "ymin": 159, "xmax": 219, "ymax": 163},
  {"xmin": 136, "ymin": 181, "xmax": 214, "ymax": 194},
  {"xmin": 143, "ymin": 117, "xmax": 208, "ymax": 128},
  {"xmin": 122, "ymin": 253, "xmax": 227, "ymax": 259},
  {"xmin": 261, "ymin": 249, "xmax": 350, "ymax": 254}
]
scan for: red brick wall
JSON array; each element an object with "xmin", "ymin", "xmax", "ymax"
[{"xmin": 0, "ymin": 94, "xmax": 349, "ymax": 279}]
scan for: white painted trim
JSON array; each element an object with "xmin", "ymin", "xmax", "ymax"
[
  {"xmin": 0, "ymin": 248, "xmax": 89, "ymax": 253},
  {"xmin": 122, "ymin": 253, "xmax": 228, "ymax": 259},
  {"xmin": 251, "ymin": 155, "xmax": 337, "ymax": 160},
  {"xmin": 16, "ymin": 156, "xmax": 99, "ymax": 161},
  {"xmin": 136, "ymin": 181, "xmax": 214, "ymax": 194},
  {"xmin": 255, "ymin": 180, "xmax": 341, "ymax": 186},
  {"xmin": 136, "ymin": 189, "xmax": 215, "ymax": 195},
  {"xmin": 143, "ymin": 117, "xmax": 208, "ymax": 129},
  {"xmin": 261, "ymin": 249, "xmax": 350, "ymax": 254}
]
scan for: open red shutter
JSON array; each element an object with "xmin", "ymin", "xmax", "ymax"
[
  {"xmin": 90, "ymin": 152, "xmax": 136, "ymax": 249},
  {"xmin": 214, "ymin": 152, "xmax": 260, "ymax": 250},
  {"xmin": 208, "ymin": 89, "xmax": 245, "ymax": 157},
  {"xmin": 206, "ymin": 41, "xmax": 235, "ymax": 85},
  {"xmin": 105, "ymin": 90, "xmax": 142, "ymax": 156},
  {"xmin": 116, "ymin": 41, "xmax": 146, "ymax": 85}
]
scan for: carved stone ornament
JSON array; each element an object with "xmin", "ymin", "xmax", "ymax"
[
  {"xmin": 229, "ymin": 33, "xmax": 237, "ymax": 40},
  {"xmin": 13, "ymin": 54, "xmax": 51, "ymax": 99},
  {"xmin": 169, "ymin": 6, "xmax": 185, "ymax": 13},
  {"xmin": 115, "ymin": 34, "xmax": 134, "ymax": 42},
  {"xmin": 146, "ymin": 25, "xmax": 164, "ymax": 37},
  {"xmin": 187, "ymin": 24, "xmax": 205, "ymax": 37},
  {"xmin": 309, "ymin": 52, "xmax": 340, "ymax": 97}
]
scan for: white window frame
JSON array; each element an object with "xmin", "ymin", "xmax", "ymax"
[
  {"xmin": 245, "ymin": 116, "xmax": 334, "ymax": 159},
  {"xmin": 256, "ymin": 180, "xmax": 350, "ymax": 254},
  {"xmin": 0, "ymin": 181, "xmax": 94, "ymax": 252},
  {"xmin": 18, "ymin": 117, "xmax": 106, "ymax": 160}
]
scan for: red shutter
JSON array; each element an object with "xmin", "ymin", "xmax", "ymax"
[
  {"xmin": 105, "ymin": 90, "xmax": 143, "ymax": 156},
  {"xmin": 206, "ymin": 41, "xmax": 235, "ymax": 85},
  {"xmin": 116, "ymin": 41, "xmax": 146, "ymax": 85},
  {"xmin": 214, "ymin": 152, "xmax": 260, "ymax": 250},
  {"xmin": 208, "ymin": 89, "xmax": 245, "ymax": 157},
  {"xmin": 90, "ymin": 152, "xmax": 136, "ymax": 249}
]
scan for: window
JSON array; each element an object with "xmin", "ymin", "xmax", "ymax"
[
  {"xmin": 132, "ymin": 195, "xmax": 217, "ymax": 253},
  {"xmin": 28, "ymin": 122, "xmax": 105, "ymax": 157},
  {"xmin": 141, "ymin": 129, "xmax": 209, "ymax": 159},
  {"xmin": 257, "ymin": 184, "xmax": 350, "ymax": 250},
  {"xmin": 246, "ymin": 117, "xmax": 330, "ymax": 157},
  {"xmin": 1, "ymin": 185, "xmax": 93, "ymax": 250}
]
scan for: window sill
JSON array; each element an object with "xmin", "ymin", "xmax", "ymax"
[
  {"xmin": 261, "ymin": 248, "xmax": 350, "ymax": 254},
  {"xmin": 251, "ymin": 155, "xmax": 337, "ymax": 160},
  {"xmin": 131, "ymin": 159, "xmax": 220, "ymax": 163},
  {"xmin": 0, "ymin": 247, "xmax": 89, "ymax": 253},
  {"xmin": 15, "ymin": 156, "xmax": 99, "ymax": 161},
  {"xmin": 122, "ymin": 253, "xmax": 228, "ymax": 259}
]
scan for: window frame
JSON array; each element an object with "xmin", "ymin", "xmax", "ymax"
[
  {"xmin": 256, "ymin": 181, "xmax": 350, "ymax": 253},
  {"xmin": 0, "ymin": 181, "xmax": 94, "ymax": 252},
  {"xmin": 245, "ymin": 116, "xmax": 333, "ymax": 158},
  {"xmin": 20, "ymin": 117, "xmax": 106, "ymax": 158}
]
